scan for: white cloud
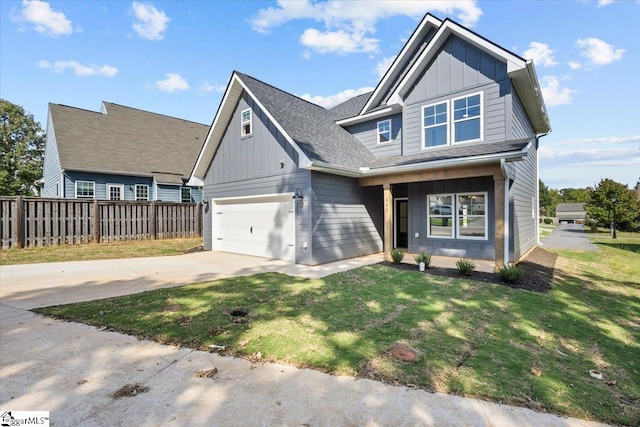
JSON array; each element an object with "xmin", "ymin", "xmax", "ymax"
[
  {"xmin": 540, "ymin": 76, "xmax": 576, "ymax": 107},
  {"xmin": 199, "ymin": 81, "xmax": 225, "ymax": 93},
  {"xmin": 569, "ymin": 61, "xmax": 582, "ymax": 70},
  {"xmin": 38, "ymin": 60, "xmax": 118, "ymax": 77},
  {"xmin": 576, "ymin": 37, "xmax": 624, "ymax": 65},
  {"xmin": 300, "ymin": 28, "xmax": 378, "ymax": 54},
  {"xmin": 546, "ymin": 135, "xmax": 640, "ymax": 146},
  {"xmin": 249, "ymin": 0, "xmax": 482, "ymax": 54},
  {"xmin": 299, "ymin": 86, "xmax": 374, "ymax": 108},
  {"xmin": 374, "ymin": 55, "xmax": 397, "ymax": 79},
  {"xmin": 155, "ymin": 73, "xmax": 189, "ymax": 92},
  {"xmin": 597, "ymin": 0, "xmax": 615, "ymax": 6},
  {"xmin": 523, "ymin": 42, "xmax": 557, "ymax": 67},
  {"xmin": 13, "ymin": 0, "xmax": 73, "ymax": 37},
  {"xmin": 131, "ymin": 1, "xmax": 170, "ymax": 41}
]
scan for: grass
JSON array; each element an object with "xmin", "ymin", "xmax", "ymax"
[
  {"xmin": 35, "ymin": 238, "xmax": 640, "ymax": 425},
  {"xmin": 539, "ymin": 223, "xmax": 556, "ymax": 239},
  {"xmin": 0, "ymin": 237, "xmax": 203, "ymax": 266}
]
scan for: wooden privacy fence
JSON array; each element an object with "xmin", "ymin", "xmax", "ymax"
[{"xmin": 0, "ymin": 197, "xmax": 202, "ymax": 249}]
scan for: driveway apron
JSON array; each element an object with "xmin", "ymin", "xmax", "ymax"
[
  {"xmin": 541, "ymin": 223, "xmax": 599, "ymax": 251},
  {"xmin": 1, "ymin": 252, "xmax": 605, "ymax": 426}
]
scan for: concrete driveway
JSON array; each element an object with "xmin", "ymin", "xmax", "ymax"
[
  {"xmin": 0, "ymin": 252, "xmax": 606, "ymax": 426},
  {"xmin": 541, "ymin": 223, "xmax": 599, "ymax": 251}
]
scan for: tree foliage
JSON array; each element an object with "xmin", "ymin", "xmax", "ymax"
[
  {"xmin": 585, "ymin": 179, "xmax": 640, "ymax": 231},
  {"xmin": 0, "ymin": 99, "xmax": 45, "ymax": 196},
  {"xmin": 539, "ymin": 180, "xmax": 557, "ymax": 216}
]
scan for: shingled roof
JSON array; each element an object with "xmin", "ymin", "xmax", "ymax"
[
  {"xmin": 50, "ymin": 102, "xmax": 209, "ymax": 180},
  {"xmin": 237, "ymin": 73, "xmax": 374, "ymax": 169},
  {"xmin": 329, "ymin": 91, "xmax": 372, "ymax": 121}
]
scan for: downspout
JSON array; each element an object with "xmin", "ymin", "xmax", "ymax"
[
  {"xmin": 500, "ymin": 159, "xmax": 509, "ymax": 267},
  {"xmin": 536, "ymin": 132, "xmax": 551, "ymax": 245}
]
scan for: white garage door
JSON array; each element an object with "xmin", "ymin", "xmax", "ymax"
[{"xmin": 212, "ymin": 194, "xmax": 295, "ymax": 261}]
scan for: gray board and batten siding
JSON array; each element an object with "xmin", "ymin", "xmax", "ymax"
[
  {"xmin": 345, "ymin": 113, "xmax": 403, "ymax": 157},
  {"xmin": 402, "ymin": 35, "xmax": 510, "ymax": 155}
]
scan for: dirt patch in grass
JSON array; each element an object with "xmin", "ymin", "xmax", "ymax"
[{"xmin": 381, "ymin": 247, "xmax": 557, "ymax": 293}]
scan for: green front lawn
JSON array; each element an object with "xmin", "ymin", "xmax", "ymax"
[
  {"xmin": 36, "ymin": 238, "xmax": 640, "ymax": 425},
  {"xmin": 0, "ymin": 237, "xmax": 203, "ymax": 265}
]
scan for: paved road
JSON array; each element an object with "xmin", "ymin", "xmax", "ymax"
[
  {"xmin": 1, "ymin": 252, "xmax": 606, "ymax": 426},
  {"xmin": 541, "ymin": 223, "xmax": 599, "ymax": 251}
]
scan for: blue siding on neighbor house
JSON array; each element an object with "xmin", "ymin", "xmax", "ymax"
[
  {"xmin": 42, "ymin": 112, "xmax": 62, "ymax": 197},
  {"xmin": 202, "ymin": 90, "xmax": 313, "ymax": 264},
  {"xmin": 310, "ymin": 172, "xmax": 383, "ymax": 264},
  {"xmin": 156, "ymin": 184, "xmax": 180, "ymax": 202},
  {"xmin": 345, "ymin": 114, "xmax": 403, "ymax": 157},
  {"xmin": 64, "ymin": 172, "xmax": 155, "ymax": 200},
  {"xmin": 402, "ymin": 35, "xmax": 511, "ymax": 155},
  {"xmin": 407, "ymin": 176, "xmax": 495, "ymax": 260}
]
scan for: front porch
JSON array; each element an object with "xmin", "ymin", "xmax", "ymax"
[{"xmin": 359, "ymin": 162, "xmax": 509, "ymax": 270}]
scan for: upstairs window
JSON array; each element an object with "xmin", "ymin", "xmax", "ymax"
[
  {"xmin": 377, "ymin": 119, "xmax": 392, "ymax": 144},
  {"xmin": 422, "ymin": 101, "xmax": 448, "ymax": 148},
  {"xmin": 181, "ymin": 187, "xmax": 192, "ymax": 203},
  {"xmin": 135, "ymin": 184, "xmax": 149, "ymax": 201},
  {"xmin": 453, "ymin": 93, "xmax": 482, "ymax": 143},
  {"xmin": 241, "ymin": 108, "xmax": 252, "ymax": 137},
  {"xmin": 75, "ymin": 181, "xmax": 94, "ymax": 199}
]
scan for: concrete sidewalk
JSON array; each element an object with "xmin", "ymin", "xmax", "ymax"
[{"xmin": 0, "ymin": 252, "xmax": 607, "ymax": 426}]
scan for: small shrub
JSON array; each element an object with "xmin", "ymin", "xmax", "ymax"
[
  {"xmin": 390, "ymin": 249, "xmax": 405, "ymax": 264},
  {"xmin": 500, "ymin": 265, "xmax": 524, "ymax": 284},
  {"xmin": 587, "ymin": 218, "xmax": 598, "ymax": 233},
  {"xmin": 456, "ymin": 258, "xmax": 476, "ymax": 276},
  {"xmin": 414, "ymin": 252, "xmax": 432, "ymax": 268},
  {"xmin": 543, "ymin": 218, "xmax": 553, "ymax": 225}
]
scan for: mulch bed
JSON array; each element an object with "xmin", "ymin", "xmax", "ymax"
[{"xmin": 380, "ymin": 247, "xmax": 557, "ymax": 293}]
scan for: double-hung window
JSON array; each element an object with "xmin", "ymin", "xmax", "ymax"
[
  {"xmin": 422, "ymin": 92, "xmax": 483, "ymax": 149},
  {"xmin": 241, "ymin": 108, "xmax": 252, "ymax": 137},
  {"xmin": 107, "ymin": 184, "xmax": 124, "ymax": 201},
  {"xmin": 135, "ymin": 184, "xmax": 149, "ymax": 201},
  {"xmin": 75, "ymin": 181, "xmax": 95, "ymax": 199},
  {"xmin": 422, "ymin": 102, "xmax": 448, "ymax": 148},
  {"xmin": 452, "ymin": 93, "xmax": 482, "ymax": 143},
  {"xmin": 377, "ymin": 119, "xmax": 392, "ymax": 144},
  {"xmin": 181, "ymin": 187, "xmax": 192, "ymax": 203},
  {"xmin": 427, "ymin": 192, "xmax": 488, "ymax": 240}
]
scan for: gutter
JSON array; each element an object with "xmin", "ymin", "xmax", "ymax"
[{"xmin": 500, "ymin": 159, "xmax": 510, "ymax": 267}]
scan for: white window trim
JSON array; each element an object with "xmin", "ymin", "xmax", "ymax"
[
  {"xmin": 241, "ymin": 108, "xmax": 252, "ymax": 137},
  {"xmin": 426, "ymin": 192, "xmax": 488, "ymax": 241},
  {"xmin": 135, "ymin": 184, "xmax": 149, "ymax": 201},
  {"xmin": 452, "ymin": 91, "xmax": 483, "ymax": 144},
  {"xmin": 75, "ymin": 181, "xmax": 95, "ymax": 199},
  {"xmin": 377, "ymin": 119, "xmax": 392, "ymax": 145},
  {"xmin": 455, "ymin": 191, "xmax": 488, "ymax": 241},
  {"xmin": 107, "ymin": 184, "xmax": 124, "ymax": 201},
  {"xmin": 181, "ymin": 187, "xmax": 192, "ymax": 203},
  {"xmin": 421, "ymin": 100, "xmax": 449, "ymax": 150},
  {"xmin": 426, "ymin": 193, "xmax": 455, "ymax": 239}
]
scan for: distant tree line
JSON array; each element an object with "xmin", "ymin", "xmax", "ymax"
[{"xmin": 540, "ymin": 178, "xmax": 640, "ymax": 232}]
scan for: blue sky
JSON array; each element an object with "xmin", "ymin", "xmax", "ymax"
[{"xmin": 1, "ymin": 0, "xmax": 638, "ymax": 190}]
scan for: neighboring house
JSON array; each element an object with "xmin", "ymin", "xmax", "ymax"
[
  {"xmin": 188, "ymin": 14, "xmax": 551, "ymax": 267},
  {"xmin": 556, "ymin": 203, "xmax": 586, "ymax": 224},
  {"xmin": 42, "ymin": 102, "xmax": 209, "ymax": 203}
]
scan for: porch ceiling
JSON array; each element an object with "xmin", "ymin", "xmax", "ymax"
[{"xmin": 358, "ymin": 162, "xmax": 503, "ymax": 187}]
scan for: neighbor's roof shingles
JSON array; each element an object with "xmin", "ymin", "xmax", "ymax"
[{"xmin": 50, "ymin": 102, "xmax": 209, "ymax": 179}]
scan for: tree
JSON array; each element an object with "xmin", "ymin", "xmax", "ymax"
[
  {"xmin": 585, "ymin": 179, "xmax": 640, "ymax": 231},
  {"xmin": 539, "ymin": 180, "xmax": 554, "ymax": 216},
  {"xmin": 559, "ymin": 187, "xmax": 591, "ymax": 203},
  {"xmin": 0, "ymin": 99, "xmax": 45, "ymax": 196}
]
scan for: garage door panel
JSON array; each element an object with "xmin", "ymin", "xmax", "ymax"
[{"xmin": 214, "ymin": 196, "xmax": 295, "ymax": 261}]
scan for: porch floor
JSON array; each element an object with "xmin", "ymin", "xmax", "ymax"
[{"xmin": 397, "ymin": 252, "xmax": 495, "ymax": 273}]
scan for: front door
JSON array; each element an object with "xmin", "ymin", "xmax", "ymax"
[{"xmin": 395, "ymin": 199, "xmax": 408, "ymax": 248}]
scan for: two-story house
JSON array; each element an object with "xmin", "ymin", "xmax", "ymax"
[
  {"xmin": 42, "ymin": 102, "xmax": 209, "ymax": 203},
  {"xmin": 188, "ymin": 14, "xmax": 550, "ymax": 268}
]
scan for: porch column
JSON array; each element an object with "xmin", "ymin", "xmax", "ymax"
[
  {"xmin": 494, "ymin": 176, "xmax": 505, "ymax": 270},
  {"xmin": 383, "ymin": 183, "xmax": 393, "ymax": 261}
]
